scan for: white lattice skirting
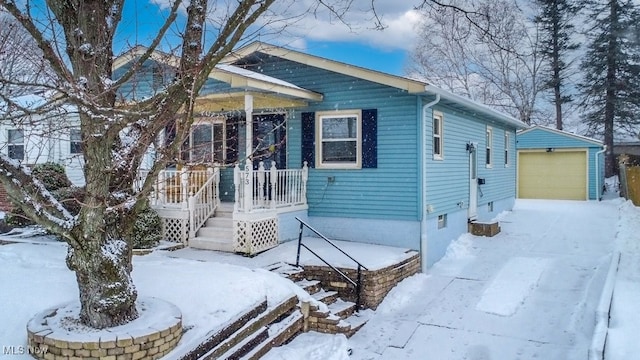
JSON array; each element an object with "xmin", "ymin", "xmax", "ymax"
[
  {"xmin": 233, "ymin": 215, "xmax": 279, "ymax": 255},
  {"xmin": 155, "ymin": 209, "xmax": 190, "ymax": 243}
]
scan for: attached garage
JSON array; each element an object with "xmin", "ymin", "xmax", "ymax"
[{"xmin": 517, "ymin": 126, "xmax": 605, "ymax": 201}]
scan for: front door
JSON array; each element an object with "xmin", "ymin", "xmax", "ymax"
[
  {"xmin": 468, "ymin": 143, "xmax": 478, "ymax": 220},
  {"xmin": 253, "ymin": 113, "xmax": 286, "ymax": 169}
]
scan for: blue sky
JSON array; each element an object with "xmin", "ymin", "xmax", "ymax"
[{"xmin": 113, "ymin": 0, "xmax": 421, "ymax": 77}]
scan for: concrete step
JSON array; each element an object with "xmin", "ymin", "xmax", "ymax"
[
  {"xmin": 180, "ymin": 296, "xmax": 299, "ymax": 360},
  {"xmin": 312, "ymin": 290, "xmax": 339, "ymax": 306},
  {"xmin": 205, "ymin": 217, "xmax": 233, "ymax": 228},
  {"xmin": 327, "ymin": 299, "xmax": 357, "ymax": 319},
  {"xmin": 343, "ymin": 311, "xmax": 372, "ymax": 338},
  {"xmin": 197, "ymin": 226, "xmax": 233, "ymax": 239},
  {"xmin": 189, "ymin": 237, "xmax": 234, "ymax": 252},
  {"xmin": 295, "ymin": 279, "xmax": 321, "ymax": 295},
  {"xmin": 236, "ymin": 311, "xmax": 303, "ymax": 360},
  {"xmin": 216, "ymin": 202, "xmax": 235, "ymax": 217}
]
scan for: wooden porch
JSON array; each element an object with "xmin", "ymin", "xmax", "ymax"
[{"xmin": 142, "ymin": 161, "xmax": 309, "ymax": 255}]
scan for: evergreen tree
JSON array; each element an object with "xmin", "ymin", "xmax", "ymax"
[
  {"xmin": 534, "ymin": 0, "xmax": 579, "ymax": 130},
  {"xmin": 580, "ymin": 0, "xmax": 640, "ymax": 177}
]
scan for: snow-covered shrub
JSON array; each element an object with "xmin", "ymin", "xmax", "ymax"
[
  {"xmin": 31, "ymin": 162, "xmax": 72, "ymax": 191},
  {"xmin": 8, "ymin": 163, "xmax": 73, "ymax": 227},
  {"xmin": 5, "ymin": 211, "xmax": 33, "ymax": 227},
  {"xmin": 52, "ymin": 186, "xmax": 85, "ymax": 215},
  {"xmin": 130, "ymin": 206, "xmax": 162, "ymax": 249}
]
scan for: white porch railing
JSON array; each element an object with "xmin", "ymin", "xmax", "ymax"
[
  {"xmin": 233, "ymin": 161, "xmax": 309, "ymax": 213},
  {"xmin": 145, "ymin": 167, "xmax": 220, "ymax": 243},
  {"xmin": 145, "ymin": 162, "xmax": 308, "ymax": 247}
]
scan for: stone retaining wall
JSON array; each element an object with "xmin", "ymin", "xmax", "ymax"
[
  {"xmin": 302, "ymin": 251, "xmax": 420, "ymax": 309},
  {"xmin": 27, "ymin": 298, "xmax": 182, "ymax": 360}
]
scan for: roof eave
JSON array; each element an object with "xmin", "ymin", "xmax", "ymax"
[
  {"xmin": 424, "ymin": 85, "xmax": 528, "ymax": 130},
  {"xmin": 225, "ymin": 42, "xmax": 428, "ymax": 94}
]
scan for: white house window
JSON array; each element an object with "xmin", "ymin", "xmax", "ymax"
[
  {"xmin": 504, "ymin": 132, "xmax": 510, "ymax": 166},
  {"xmin": 70, "ymin": 128, "xmax": 82, "ymax": 154},
  {"xmin": 316, "ymin": 110, "xmax": 362, "ymax": 169},
  {"xmin": 184, "ymin": 118, "xmax": 225, "ymax": 163},
  {"xmin": 8, "ymin": 129, "xmax": 24, "ymax": 160},
  {"xmin": 438, "ymin": 214, "xmax": 447, "ymax": 229},
  {"xmin": 433, "ymin": 112, "xmax": 443, "ymax": 160},
  {"xmin": 486, "ymin": 126, "xmax": 493, "ymax": 168}
]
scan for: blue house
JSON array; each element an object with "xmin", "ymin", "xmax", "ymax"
[
  {"xmin": 516, "ymin": 126, "xmax": 606, "ymax": 201},
  {"xmin": 112, "ymin": 42, "xmax": 528, "ymax": 271}
]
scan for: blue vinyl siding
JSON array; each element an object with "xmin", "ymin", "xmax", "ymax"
[
  {"xmin": 243, "ymin": 56, "xmax": 420, "ymax": 221},
  {"xmin": 517, "ymin": 127, "xmax": 604, "ymax": 200},
  {"xmin": 424, "ymin": 103, "xmax": 517, "ymax": 221}
]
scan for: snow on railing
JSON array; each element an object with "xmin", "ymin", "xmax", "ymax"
[{"xmin": 234, "ymin": 161, "xmax": 308, "ymax": 213}]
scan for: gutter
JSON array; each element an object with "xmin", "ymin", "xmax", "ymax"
[
  {"xmin": 420, "ymin": 94, "xmax": 440, "ymax": 273},
  {"xmin": 424, "ymin": 85, "xmax": 528, "ymax": 130},
  {"xmin": 595, "ymin": 146, "xmax": 607, "ymax": 201}
]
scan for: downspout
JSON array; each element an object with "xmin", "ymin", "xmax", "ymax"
[
  {"xmin": 595, "ymin": 146, "xmax": 607, "ymax": 201},
  {"xmin": 420, "ymin": 93, "xmax": 440, "ymax": 273}
]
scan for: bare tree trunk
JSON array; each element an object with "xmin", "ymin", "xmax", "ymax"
[
  {"xmin": 604, "ymin": 0, "xmax": 618, "ymax": 178},
  {"xmin": 66, "ymin": 237, "xmax": 137, "ymax": 328}
]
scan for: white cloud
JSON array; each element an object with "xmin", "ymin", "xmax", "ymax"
[{"xmin": 148, "ymin": 0, "xmax": 421, "ymax": 52}]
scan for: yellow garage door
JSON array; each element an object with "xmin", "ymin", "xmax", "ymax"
[{"xmin": 518, "ymin": 151, "xmax": 587, "ymax": 200}]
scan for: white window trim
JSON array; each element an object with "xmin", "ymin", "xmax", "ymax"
[
  {"xmin": 486, "ymin": 126, "xmax": 493, "ymax": 168},
  {"xmin": 433, "ymin": 111, "xmax": 444, "ymax": 160},
  {"xmin": 8, "ymin": 128, "xmax": 24, "ymax": 161},
  {"xmin": 315, "ymin": 109, "xmax": 362, "ymax": 169},
  {"xmin": 504, "ymin": 132, "xmax": 510, "ymax": 167}
]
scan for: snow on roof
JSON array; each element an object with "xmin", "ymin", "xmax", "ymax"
[{"xmin": 215, "ymin": 64, "xmax": 305, "ymax": 91}]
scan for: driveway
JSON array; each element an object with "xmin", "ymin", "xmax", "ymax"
[{"xmin": 349, "ymin": 199, "xmax": 618, "ymax": 360}]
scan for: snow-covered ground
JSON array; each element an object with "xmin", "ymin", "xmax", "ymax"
[{"xmin": 0, "ymin": 196, "xmax": 638, "ymax": 360}]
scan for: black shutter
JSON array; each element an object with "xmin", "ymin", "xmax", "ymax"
[
  {"xmin": 226, "ymin": 116, "xmax": 239, "ymax": 164},
  {"xmin": 301, "ymin": 112, "xmax": 315, "ymax": 168},
  {"xmin": 362, "ymin": 109, "xmax": 377, "ymax": 168}
]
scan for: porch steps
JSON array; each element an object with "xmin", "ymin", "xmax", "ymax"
[
  {"xmin": 177, "ymin": 295, "xmax": 303, "ymax": 360},
  {"xmin": 190, "ymin": 202, "xmax": 235, "ymax": 252},
  {"xmin": 265, "ymin": 262, "xmax": 370, "ymax": 339}
]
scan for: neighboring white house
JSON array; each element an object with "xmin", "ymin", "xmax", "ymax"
[{"xmin": 0, "ymin": 93, "xmax": 85, "ymax": 186}]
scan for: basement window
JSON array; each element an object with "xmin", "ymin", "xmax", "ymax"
[{"xmin": 437, "ymin": 214, "xmax": 447, "ymax": 229}]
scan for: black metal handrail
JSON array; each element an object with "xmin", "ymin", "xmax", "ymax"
[{"xmin": 295, "ymin": 217, "xmax": 369, "ymax": 310}]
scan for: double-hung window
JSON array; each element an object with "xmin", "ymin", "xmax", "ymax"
[
  {"xmin": 70, "ymin": 128, "xmax": 82, "ymax": 154},
  {"xmin": 184, "ymin": 118, "xmax": 225, "ymax": 163},
  {"xmin": 486, "ymin": 126, "xmax": 493, "ymax": 168},
  {"xmin": 8, "ymin": 129, "xmax": 24, "ymax": 160},
  {"xmin": 316, "ymin": 110, "xmax": 362, "ymax": 169},
  {"xmin": 433, "ymin": 112, "xmax": 443, "ymax": 160},
  {"xmin": 504, "ymin": 132, "xmax": 510, "ymax": 166}
]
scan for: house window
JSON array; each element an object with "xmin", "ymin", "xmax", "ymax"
[
  {"xmin": 433, "ymin": 112, "xmax": 443, "ymax": 160},
  {"xmin": 438, "ymin": 214, "xmax": 447, "ymax": 229},
  {"xmin": 8, "ymin": 129, "xmax": 24, "ymax": 160},
  {"xmin": 152, "ymin": 64, "xmax": 164, "ymax": 90},
  {"xmin": 183, "ymin": 118, "xmax": 225, "ymax": 163},
  {"xmin": 70, "ymin": 128, "xmax": 82, "ymax": 154},
  {"xmin": 486, "ymin": 126, "xmax": 493, "ymax": 168},
  {"xmin": 504, "ymin": 132, "xmax": 510, "ymax": 166},
  {"xmin": 316, "ymin": 110, "xmax": 362, "ymax": 169}
]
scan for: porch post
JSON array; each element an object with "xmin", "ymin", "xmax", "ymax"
[{"xmin": 244, "ymin": 94, "xmax": 254, "ymax": 212}]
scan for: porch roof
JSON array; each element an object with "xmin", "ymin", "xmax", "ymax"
[{"xmin": 112, "ymin": 46, "xmax": 323, "ymax": 111}]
